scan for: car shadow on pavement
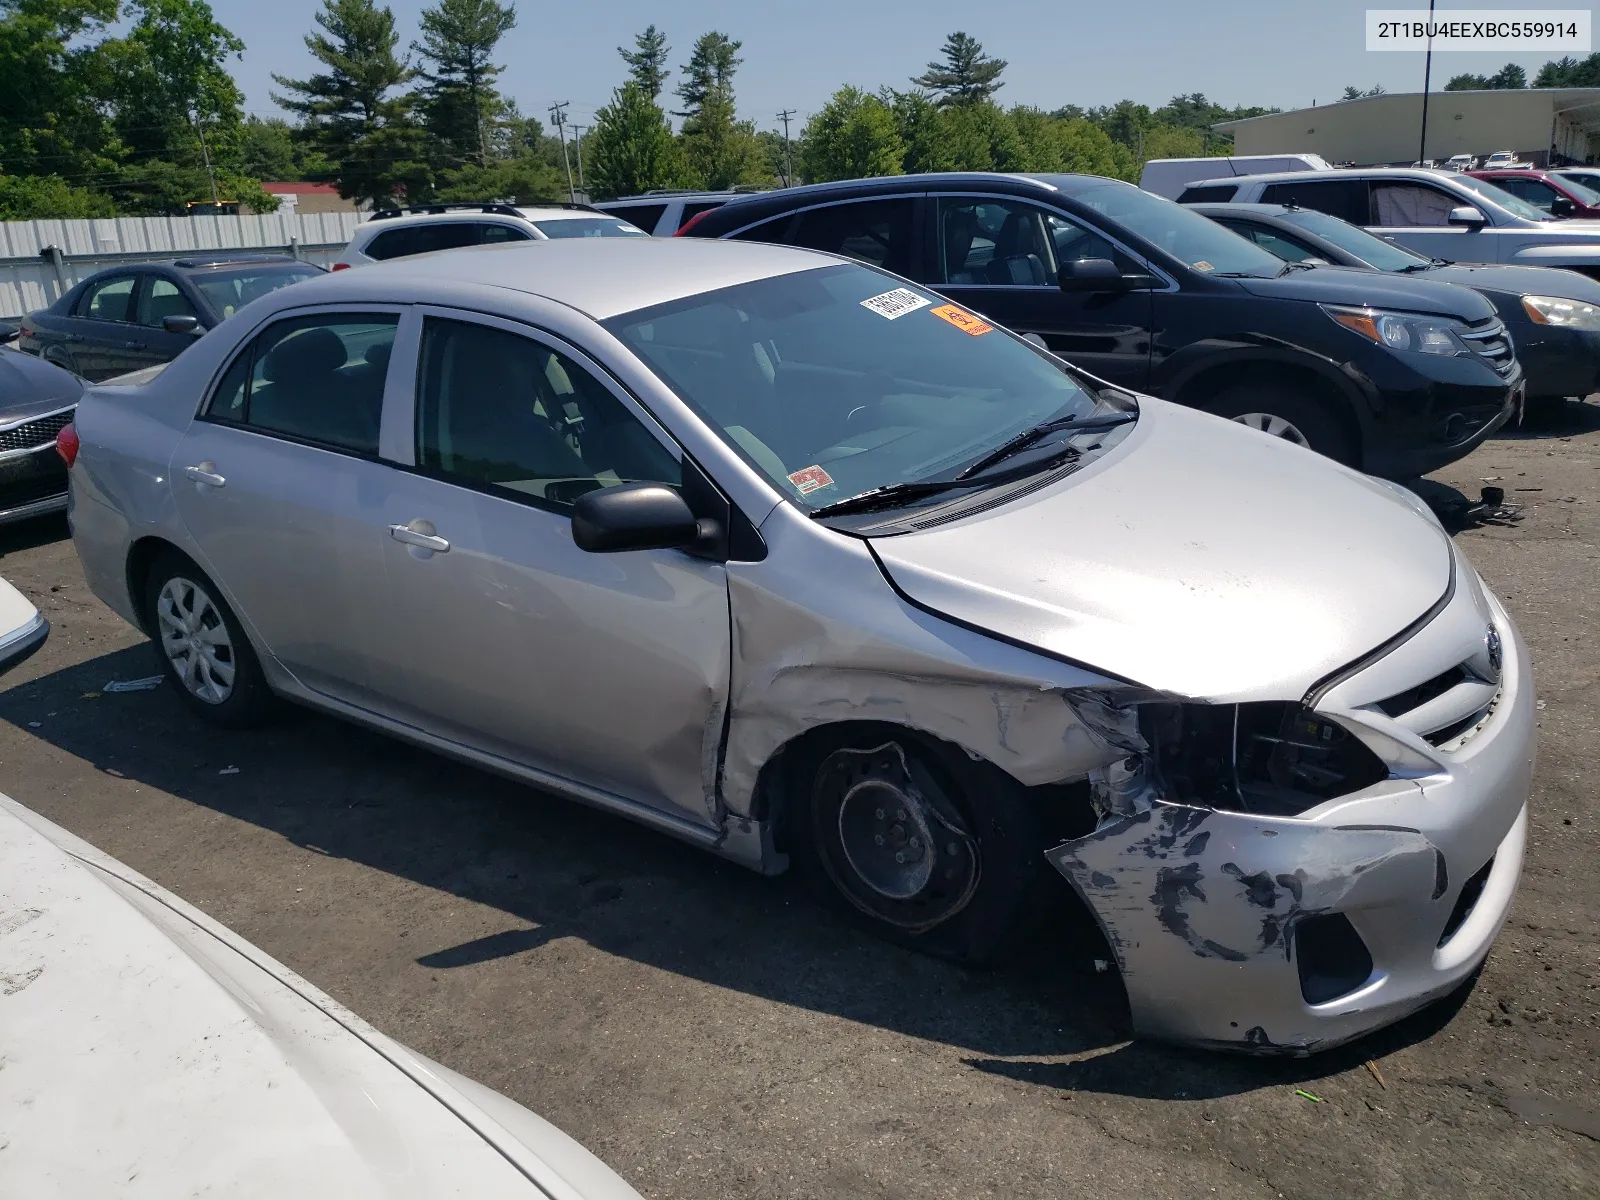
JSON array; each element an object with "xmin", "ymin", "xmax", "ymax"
[
  {"xmin": 0, "ymin": 642, "xmax": 1471, "ymax": 1099},
  {"xmin": 1503, "ymin": 395, "xmax": 1600, "ymax": 440}
]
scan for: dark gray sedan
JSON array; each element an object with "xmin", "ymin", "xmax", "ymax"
[
  {"xmin": 18, "ymin": 255, "xmax": 322, "ymax": 381},
  {"xmin": 1188, "ymin": 202, "xmax": 1600, "ymax": 413},
  {"xmin": 0, "ymin": 348, "xmax": 82, "ymax": 524}
]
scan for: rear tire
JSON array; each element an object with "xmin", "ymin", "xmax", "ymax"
[
  {"xmin": 1204, "ymin": 382, "xmax": 1357, "ymax": 466},
  {"xmin": 786, "ymin": 725, "xmax": 1045, "ymax": 966},
  {"xmin": 143, "ymin": 549, "xmax": 279, "ymax": 729}
]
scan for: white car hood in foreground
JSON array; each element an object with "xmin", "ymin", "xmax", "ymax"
[
  {"xmin": 871, "ymin": 399, "xmax": 1452, "ymax": 702},
  {"xmin": 0, "ymin": 795, "xmax": 641, "ymax": 1200}
]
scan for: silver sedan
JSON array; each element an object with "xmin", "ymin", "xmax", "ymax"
[{"xmin": 64, "ymin": 238, "xmax": 1535, "ymax": 1054}]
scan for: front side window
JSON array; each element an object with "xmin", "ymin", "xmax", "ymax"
[
  {"xmin": 78, "ymin": 275, "xmax": 137, "ymax": 322},
  {"xmin": 788, "ymin": 199, "xmax": 914, "ymax": 273},
  {"xmin": 1066, "ymin": 180, "xmax": 1282, "ymax": 277},
  {"xmin": 1496, "ymin": 176, "xmax": 1558, "ymax": 210},
  {"xmin": 604, "ymin": 264, "xmax": 1100, "ymax": 509},
  {"xmin": 205, "ymin": 313, "xmax": 398, "ymax": 455},
  {"xmin": 135, "ymin": 277, "xmax": 198, "ymax": 327},
  {"xmin": 1452, "ymin": 174, "xmax": 1550, "ymax": 221},
  {"xmin": 416, "ymin": 318, "xmax": 679, "ymax": 509},
  {"xmin": 936, "ymin": 199, "xmax": 1055, "ymax": 286},
  {"xmin": 1372, "ymin": 183, "xmax": 1462, "ymax": 227}
]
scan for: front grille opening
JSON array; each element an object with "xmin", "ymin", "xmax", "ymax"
[
  {"xmin": 0, "ymin": 410, "xmax": 74, "ymax": 454},
  {"xmin": 1140, "ymin": 702, "xmax": 1389, "ymax": 817},
  {"xmin": 1439, "ymin": 856, "xmax": 1495, "ymax": 947},
  {"xmin": 1425, "ymin": 705, "xmax": 1494, "ymax": 747},
  {"xmin": 1378, "ymin": 665, "xmax": 1467, "ymax": 718},
  {"xmin": 1296, "ymin": 913, "xmax": 1375, "ymax": 1005}
]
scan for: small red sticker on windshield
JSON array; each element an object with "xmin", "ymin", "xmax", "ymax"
[
  {"xmin": 930, "ymin": 304, "xmax": 993, "ymax": 336},
  {"xmin": 788, "ymin": 464, "xmax": 834, "ymax": 494}
]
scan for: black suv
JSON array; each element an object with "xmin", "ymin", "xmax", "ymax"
[{"xmin": 682, "ymin": 173, "xmax": 1524, "ymax": 476}]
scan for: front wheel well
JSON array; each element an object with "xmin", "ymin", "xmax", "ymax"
[{"xmin": 1170, "ymin": 360, "xmax": 1363, "ymax": 457}]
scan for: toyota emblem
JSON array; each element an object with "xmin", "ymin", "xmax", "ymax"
[{"xmin": 1485, "ymin": 625, "xmax": 1503, "ymax": 679}]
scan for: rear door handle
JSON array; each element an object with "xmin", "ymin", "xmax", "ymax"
[
  {"xmin": 183, "ymin": 463, "xmax": 226, "ymax": 488},
  {"xmin": 124, "ymin": 341, "xmax": 146, "ymax": 350},
  {"xmin": 389, "ymin": 522, "xmax": 450, "ymax": 553}
]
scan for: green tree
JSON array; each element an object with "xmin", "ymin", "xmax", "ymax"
[
  {"xmin": 800, "ymin": 86, "xmax": 904, "ymax": 182},
  {"xmin": 1340, "ymin": 84, "xmax": 1386, "ymax": 100},
  {"xmin": 586, "ymin": 80, "xmax": 691, "ymax": 198},
  {"xmin": 0, "ymin": 172, "xmax": 117, "ymax": 218},
  {"xmin": 0, "ymin": 0, "xmax": 121, "ymax": 189},
  {"xmin": 618, "ymin": 24, "xmax": 669, "ymax": 101},
  {"xmin": 1535, "ymin": 54, "xmax": 1600, "ymax": 86},
  {"xmin": 674, "ymin": 30, "xmax": 740, "ymax": 118},
  {"xmin": 413, "ymin": 0, "xmax": 516, "ymax": 167},
  {"xmin": 1009, "ymin": 107, "xmax": 1126, "ymax": 177},
  {"xmin": 239, "ymin": 115, "xmax": 300, "ymax": 180},
  {"xmin": 912, "ymin": 31, "xmax": 1006, "ymax": 107},
  {"xmin": 681, "ymin": 90, "xmax": 769, "ymax": 189},
  {"xmin": 1446, "ymin": 63, "xmax": 1526, "ymax": 91},
  {"xmin": 273, "ymin": 0, "xmax": 428, "ymax": 207}
]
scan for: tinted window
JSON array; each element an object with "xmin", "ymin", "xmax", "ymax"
[
  {"xmin": 1372, "ymin": 183, "xmax": 1461, "ymax": 226},
  {"xmin": 729, "ymin": 213, "xmax": 797, "ymax": 244},
  {"xmin": 365, "ymin": 222, "xmax": 482, "ymax": 260},
  {"xmin": 1497, "ymin": 177, "xmax": 1558, "ymax": 210},
  {"xmin": 1452, "ymin": 174, "xmax": 1550, "ymax": 221},
  {"xmin": 1223, "ymin": 223, "xmax": 1323, "ymax": 263},
  {"xmin": 678, "ymin": 201, "xmax": 726, "ymax": 225},
  {"xmin": 1177, "ymin": 185, "xmax": 1239, "ymax": 203},
  {"xmin": 789, "ymin": 199, "xmax": 914, "ymax": 273},
  {"xmin": 1556, "ymin": 175, "xmax": 1600, "ymax": 204},
  {"xmin": 605, "ymin": 264, "xmax": 1099, "ymax": 509},
  {"xmin": 1259, "ymin": 179, "xmax": 1370, "ymax": 224},
  {"xmin": 187, "ymin": 264, "xmax": 320, "ymax": 319},
  {"xmin": 609, "ymin": 202, "xmax": 668, "ymax": 233},
  {"xmin": 530, "ymin": 217, "xmax": 648, "ymax": 238},
  {"xmin": 1070, "ymin": 180, "xmax": 1282, "ymax": 277},
  {"xmin": 135, "ymin": 277, "xmax": 198, "ymax": 326},
  {"xmin": 937, "ymin": 198, "xmax": 1053, "ymax": 285},
  {"xmin": 365, "ymin": 227, "xmax": 417, "ymax": 260},
  {"xmin": 78, "ymin": 275, "xmax": 137, "ymax": 322},
  {"xmin": 480, "ymin": 223, "xmax": 533, "ymax": 243},
  {"xmin": 1277, "ymin": 209, "xmax": 1427, "ymax": 271},
  {"xmin": 206, "ymin": 314, "xmax": 397, "ymax": 455},
  {"xmin": 416, "ymin": 318, "xmax": 679, "ymax": 509}
]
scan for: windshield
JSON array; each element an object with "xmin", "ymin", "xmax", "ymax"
[
  {"xmin": 1280, "ymin": 209, "xmax": 1428, "ymax": 271},
  {"xmin": 1071, "ymin": 180, "xmax": 1285, "ymax": 277},
  {"xmin": 1452, "ymin": 174, "xmax": 1553, "ymax": 221},
  {"xmin": 533, "ymin": 217, "xmax": 648, "ymax": 238},
  {"xmin": 189, "ymin": 264, "xmax": 321, "ymax": 320},
  {"xmin": 604, "ymin": 264, "xmax": 1101, "ymax": 509}
]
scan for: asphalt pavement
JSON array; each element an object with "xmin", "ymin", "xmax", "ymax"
[{"xmin": 0, "ymin": 406, "xmax": 1596, "ymax": 1199}]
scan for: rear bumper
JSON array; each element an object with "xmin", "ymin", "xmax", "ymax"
[{"xmin": 1048, "ymin": 591, "xmax": 1535, "ymax": 1055}]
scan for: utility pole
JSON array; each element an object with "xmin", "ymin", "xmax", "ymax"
[
  {"xmin": 549, "ymin": 101, "xmax": 576, "ymax": 203},
  {"xmin": 777, "ymin": 109, "xmax": 796, "ymax": 186},
  {"xmin": 571, "ymin": 124, "xmax": 587, "ymax": 198},
  {"xmin": 192, "ymin": 111, "xmax": 219, "ymax": 206},
  {"xmin": 1418, "ymin": 0, "xmax": 1437, "ymax": 164}
]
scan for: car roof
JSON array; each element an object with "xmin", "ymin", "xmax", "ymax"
[
  {"xmin": 1183, "ymin": 167, "xmax": 1460, "ymax": 189},
  {"xmin": 281, "ymin": 237, "xmax": 841, "ymax": 320}
]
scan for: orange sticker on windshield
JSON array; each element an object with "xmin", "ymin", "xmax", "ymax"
[
  {"xmin": 788, "ymin": 464, "xmax": 835, "ymax": 494},
  {"xmin": 930, "ymin": 304, "xmax": 993, "ymax": 336}
]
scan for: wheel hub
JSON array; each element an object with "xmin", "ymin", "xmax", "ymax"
[
  {"xmin": 156, "ymin": 577, "xmax": 235, "ymax": 705},
  {"xmin": 815, "ymin": 742, "xmax": 980, "ymax": 931},
  {"xmin": 1231, "ymin": 411, "xmax": 1310, "ymax": 447}
]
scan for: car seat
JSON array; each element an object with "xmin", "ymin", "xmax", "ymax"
[{"xmin": 985, "ymin": 213, "xmax": 1049, "ymax": 285}]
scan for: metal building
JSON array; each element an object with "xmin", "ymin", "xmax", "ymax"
[{"xmin": 1213, "ymin": 88, "xmax": 1600, "ymax": 167}]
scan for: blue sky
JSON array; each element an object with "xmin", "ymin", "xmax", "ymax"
[{"xmin": 216, "ymin": 0, "xmax": 1587, "ymax": 135}]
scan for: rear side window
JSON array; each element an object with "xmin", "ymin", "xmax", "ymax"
[
  {"xmin": 1259, "ymin": 179, "xmax": 1371, "ymax": 225},
  {"xmin": 729, "ymin": 213, "xmax": 797, "ymax": 244},
  {"xmin": 480, "ymin": 223, "xmax": 533, "ymax": 244},
  {"xmin": 789, "ymin": 199, "xmax": 915, "ymax": 273},
  {"xmin": 205, "ymin": 313, "xmax": 398, "ymax": 455},
  {"xmin": 678, "ymin": 201, "xmax": 726, "ymax": 227},
  {"xmin": 365, "ymin": 222, "xmax": 482, "ymax": 260},
  {"xmin": 1177, "ymin": 185, "xmax": 1239, "ymax": 203},
  {"xmin": 608, "ymin": 203, "xmax": 668, "ymax": 233}
]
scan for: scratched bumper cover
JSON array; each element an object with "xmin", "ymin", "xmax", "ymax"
[{"xmin": 1046, "ymin": 595, "xmax": 1535, "ymax": 1055}]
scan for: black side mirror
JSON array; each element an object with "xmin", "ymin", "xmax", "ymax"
[
  {"xmin": 162, "ymin": 314, "xmax": 202, "ymax": 334},
  {"xmin": 1550, "ymin": 196, "xmax": 1577, "ymax": 218},
  {"xmin": 1058, "ymin": 258, "xmax": 1129, "ymax": 292},
  {"xmin": 1447, "ymin": 205, "xmax": 1487, "ymax": 228},
  {"xmin": 572, "ymin": 482, "xmax": 707, "ymax": 554}
]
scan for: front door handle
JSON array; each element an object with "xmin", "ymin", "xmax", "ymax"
[
  {"xmin": 389, "ymin": 521, "xmax": 450, "ymax": 553},
  {"xmin": 124, "ymin": 341, "xmax": 146, "ymax": 350},
  {"xmin": 183, "ymin": 462, "xmax": 225, "ymax": 488}
]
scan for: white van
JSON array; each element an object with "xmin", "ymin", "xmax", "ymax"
[{"xmin": 1139, "ymin": 154, "xmax": 1333, "ymax": 199}]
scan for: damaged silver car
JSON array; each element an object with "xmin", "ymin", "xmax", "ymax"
[{"xmin": 63, "ymin": 238, "xmax": 1534, "ymax": 1054}]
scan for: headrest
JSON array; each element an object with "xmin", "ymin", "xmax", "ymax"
[
  {"xmin": 363, "ymin": 340, "xmax": 391, "ymax": 372},
  {"xmin": 262, "ymin": 327, "xmax": 346, "ymax": 384}
]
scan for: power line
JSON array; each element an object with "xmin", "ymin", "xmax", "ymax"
[
  {"xmin": 570, "ymin": 124, "xmax": 586, "ymax": 197},
  {"xmin": 547, "ymin": 101, "xmax": 575, "ymax": 203},
  {"xmin": 776, "ymin": 109, "xmax": 795, "ymax": 186}
]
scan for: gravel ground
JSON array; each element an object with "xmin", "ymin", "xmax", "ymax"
[{"xmin": 0, "ymin": 406, "xmax": 1596, "ymax": 1199}]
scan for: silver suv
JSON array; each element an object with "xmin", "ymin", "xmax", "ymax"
[
  {"xmin": 1179, "ymin": 167, "xmax": 1600, "ymax": 275},
  {"xmin": 333, "ymin": 202, "xmax": 647, "ymax": 268}
]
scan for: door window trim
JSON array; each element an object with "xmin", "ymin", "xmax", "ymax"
[
  {"xmin": 395, "ymin": 305, "xmax": 692, "ymax": 520},
  {"xmin": 933, "ymin": 191, "xmax": 1177, "ymax": 294},
  {"xmin": 718, "ymin": 191, "xmax": 928, "ymax": 243},
  {"xmin": 195, "ymin": 303, "xmax": 410, "ymax": 464}
]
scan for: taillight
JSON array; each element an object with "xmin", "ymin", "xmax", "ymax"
[
  {"xmin": 56, "ymin": 423, "xmax": 78, "ymax": 467},
  {"xmin": 674, "ymin": 208, "xmax": 714, "ymax": 237},
  {"xmin": 331, "ymin": 261, "xmax": 351, "ymax": 271}
]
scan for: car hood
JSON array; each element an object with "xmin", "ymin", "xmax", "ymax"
[
  {"xmin": 1227, "ymin": 270, "xmax": 1497, "ymax": 322},
  {"xmin": 0, "ymin": 347, "xmax": 83, "ymax": 421},
  {"xmin": 1424, "ymin": 261, "xmax": 1600, "ymax": 302},
  {"xmin": 870, "ymin": 399, "xmax": 1452, "ymax": 702},
  {"xmin": 0, "ymin": 794, "xmax": 642, "ymax": 1199}
]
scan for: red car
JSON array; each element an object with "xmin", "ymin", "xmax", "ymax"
[{"xmin": 1467, "ymin": 168, "xmax": 1600, "ymax": 219}]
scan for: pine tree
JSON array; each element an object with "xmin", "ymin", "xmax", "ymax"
[
  {"xmin": 413, "ymin": 0, "xmax": 516, "ymax": 167},
  {"xmin": 587, "ymin": 81, "xmax": 691, "ymax": 198},
  {"xmin": 674, "ymin": 31, "xmax": 741, "ymax": 119},
  {"xmin": 272, "ymin": 0, "xmax": 428, "ymax": 208},
  {"xmin": 912, "ymin": 31, "xmax": 1006, "ymax": 108},
  {"xmin": 618, "ymin": 24, "xmax": 670, "ymax": 101}
]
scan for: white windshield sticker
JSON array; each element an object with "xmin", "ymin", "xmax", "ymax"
[{"xmin": 860, "ymin": 288, "xmax": 932, "ymax": 320}]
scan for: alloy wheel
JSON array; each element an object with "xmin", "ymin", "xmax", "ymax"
[
  {"xmin": 156, "ymin": 576, "xmax": 236, "ymax": 704},
  {"xmin": 1231, "ymin": 411, "xmax": 1311, "ymax": 447}
]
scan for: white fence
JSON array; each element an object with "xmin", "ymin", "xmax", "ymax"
[{"xmin": 1, "ymin": 211, "xmax": 367, "ymax": 318}]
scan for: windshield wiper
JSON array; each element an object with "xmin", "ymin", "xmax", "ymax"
[
  {"xmin": 1277, "ymin": 261, "xmax": 1318, "ymax": 274},
  {"xmin": 1399, "ymin": 257, "xmax": 1451, "ymax": 272},
  {"xmin": 807, "ymin": 478, "xmax": 980, "ymax": 519},
  {"xmin": 954, "ymin": 412, "xmax": 1137, "ymax": 480}
]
